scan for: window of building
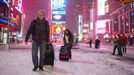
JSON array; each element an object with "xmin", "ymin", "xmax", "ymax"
[
  {"xmin": 114, "ymin": 17, "xmax": 118, "ymax": 32},
  {"xmin": 120, "ymin": 16, "xmax": 124, "ymax": 33},
  {"xmin": 131, "ymin": 3, "xmax": 133, "ymax": 8},
  {"xmin": 125, "ymin": 14, "xmax": 129, "ymax": 33},
  {"xmin": 133, "ymin": 2, "xmax": 134, "ymax": 8},
  {"xmin": 130, "ymin": 11, "xmax": 134, "ymax": 32}
]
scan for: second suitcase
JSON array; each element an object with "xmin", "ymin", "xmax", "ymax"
[{"xmin": 59, "ymin": 46, "xmax": 70, "ymax": 61}]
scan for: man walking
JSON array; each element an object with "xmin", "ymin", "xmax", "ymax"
[{"xmin": 25, "ymin": 10, "xmax": 50, "ymax": 71}]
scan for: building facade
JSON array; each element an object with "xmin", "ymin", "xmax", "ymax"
[
  {"xmin": 0, "ymin": 0, "xmax": 23, "ymax": 50},
  {"xmin": 0, "ymin": 0, "xmax": 10, "ymax": 45},
  {"xmin": 106, "ymin": 0, "xmax": 134, "ymax": 36},
  {"xmin": 72, "ymin": 0, "xmax": 97, "ymax": 42}
]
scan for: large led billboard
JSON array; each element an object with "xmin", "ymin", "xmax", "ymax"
[
  {"xmin": 51, "ymin": 0, "xmax": 67, "ymax": 11},
  {"xmin": 51, "ymin": 0, "xmax": 67, "ymax": 24},
  {"xmin": 97, "ymin": 0, "xmax": 107, "ymax": 15},
  {"xmin": 96, "ymin": 19, "xmax": 110, "ymax": 34}
]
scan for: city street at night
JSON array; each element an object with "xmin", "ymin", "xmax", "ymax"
[
  {"xmin": 0, "ymin": 43, "xmax": 134, "ymax": 75},
  {"xmin": 1, "ymin": 0, "xmax": 134, "ymax": 75}
]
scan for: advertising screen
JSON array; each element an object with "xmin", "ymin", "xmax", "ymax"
[
  {"xmin": 97, "ymin": 0, "xmax": 107, "ymax": 15},
  {"xmin": 52, "ymin": 11, "xmax": 66, "ymax": 15},
  {"xmin": 52, "ymin": 21, "xmax": 65, "ymax": 24},
  {"xmin": 51, "ymin": 0, "xmax": 67, "ymax": 11},
  {"xmin": 96, "ymin": 19, "xmax": 110, "ymax": 34},
  {"xmin": 52, "ymin": 14, "xmax": 66, "ymax": 21}
]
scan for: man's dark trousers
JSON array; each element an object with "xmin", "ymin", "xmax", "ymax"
[{"xmin": 32, "ymin": 41, "xmax": 46, "ymax": 67}]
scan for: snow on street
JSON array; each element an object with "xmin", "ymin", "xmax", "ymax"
[{"xmin": 0, "ymin": 43, "xmax": 134, "ymax": 75}]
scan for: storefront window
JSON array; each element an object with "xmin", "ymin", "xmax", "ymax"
[{"xmin": 125, "ymin": 14, "xmax": 129, "ymax": 33}]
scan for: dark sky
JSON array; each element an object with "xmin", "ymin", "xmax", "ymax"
[{"xmin": 66, "ymin": 0, "xmax": 76, "ymax": 33}]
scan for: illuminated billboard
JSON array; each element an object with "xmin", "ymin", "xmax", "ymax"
[
  {"xmin": 52, "ymin": 11, "xmax": 66, "ymax": 15},
  {"xmin": 52, "ymin": 14, "xmax": 66, "ymax": 21},
  {"xmin": 51, "ymin": 0, "xmax": 67, "ymax": 11},
  {"xmin": 97, "ymin": 0, "xmax": 107, "ymax": 15},
  {"xmin": 51, "ymin": 0, "xmax": 67, "ymax": 24},
  {"xmin": 12, "ymin": 0, "xmax": 22, "ymax": 13},
  {"xmin": 0, "ymin": 17, "xmax": 14, "ymax": 27},
  {"xmin": 96, "ymin": 19, "xmax": 110, "ymax": 34},
  {"xmin": 0, "ymin": 0, "xmax": 9, "ymax": 7},
  {"xmin": 0, "ymin": 17, "xmax": 16, "ymax": 30},
  {"xmin": 52, "ymin": 21, "xmax": 65, "ymax": 24}
]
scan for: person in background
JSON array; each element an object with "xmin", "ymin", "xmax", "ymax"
[
  {"xmin": 129, "ymin": 35, "xmax": 134, "ymax": 46},
  {"xmin": 112, "ymin": 35, "xmax": 118, "ymax": 55},
  {"xmin": 63, "ymin": 29, "xmax": 74, "ymax": 59},
  {"xmin": 122, "ymin": 33, "xmax": 127, "ymax": 53},
  {"xmin": 89, "ymin": 39, "xmax": 92, "ymax": 48},
  {"xmin": 117, "ymin": 34, "xmax": 123, "ymax": 56},
  {"xmin": 95, "ymin": 38, "xmax": 100, "ymax": 49},
  {"xmin": 25, "ymin": 10, "xmax": 50, "ymax": 71}
]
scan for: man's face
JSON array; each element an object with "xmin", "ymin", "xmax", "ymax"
[{"xmin": 38, "ymin": 12, "xmax": 45, "ymax": 20}]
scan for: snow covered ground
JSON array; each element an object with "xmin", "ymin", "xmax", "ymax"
[{"xmin": 0, "ymin": 43, "xmax": 134, "ymax": 75}]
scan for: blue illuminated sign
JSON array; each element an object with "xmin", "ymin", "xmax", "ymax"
[
  {"xmin": 52, "ymin": 0, "xmax": 67, "ymax": 24},
  {"xmin": 0, "ymin": 0, "xmax": 4, "ymax": 3},
  {"xmin": 52, "ymin": 21, "xmax": 65, "ymax": 24},
  {"xmin": 52, "ymin": 14, "xmax": 66, "ymax": 21},
  {"xmin": 52, "ymin": 0, "xmax": 67, "ymax": 10},
  {"xmin": 52, "ymin": 11, "xmax": 66, "ymax": 15},
  {"xmin": 0, "ymin": 18, "xmax": 15, "ymax": 27},
  {"xmin": 0, "ymin": 0, "xmax": 9, "ymax": 7}
]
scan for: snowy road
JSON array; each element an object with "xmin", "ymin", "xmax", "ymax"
[{"xmin": 0, "ymin": 44, "xmax": 133, "ymax": 75}]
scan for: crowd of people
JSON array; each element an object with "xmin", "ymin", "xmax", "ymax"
[
  {"xmin": 111, "ymin": 33, "xmax": 134, "ymax": 56},
  {"xmin": 87, "ymin": 33, "xmax": 134, "ymax": 57},
  {"xmin": 111, "ymin": 33, "xmax": 127, "ymax": 56}
]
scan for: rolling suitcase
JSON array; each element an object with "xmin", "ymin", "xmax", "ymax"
[
  {"xmin": 44, "ymin": 43, "xmax": 55, "ymax": 66},
  {"xmin": 59, "ymin": 46, "xmax": 70, "ymax": 61}
]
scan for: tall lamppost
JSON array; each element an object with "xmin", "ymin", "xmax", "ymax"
[{"xmin": 92, "ymin": 0, "xmax": 97, "ymax": 41}]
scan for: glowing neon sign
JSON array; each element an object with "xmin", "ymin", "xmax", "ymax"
[
  {"xmin": 14, "ymin": 0, "xmax": 22, "ymax": 13},
  {"xmin": 0, "ymin": 18, "xmax": 15, "ymax": 27},
  {"xmin": 52, "ymin": 0, "xmax": 66, "ymax": 10},
  {"xmin": 0, "ymin": 0, "xmax": 9, "ymax": 7},
  {"xmin": 97, "ymin": 0, "xmax": 107, "ymax": 15}
]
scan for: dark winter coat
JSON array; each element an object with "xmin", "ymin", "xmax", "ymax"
[
  {"xmin": 95, "ymin": 39, "xmax": 100, "ymax": 48},
  {"xmin": 25, "ymin": 18, "xmax": 50, "ymax": 43},
  {"xmin": 63, "ymin": 33, "xmax": 74, "ymax": 46}
]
